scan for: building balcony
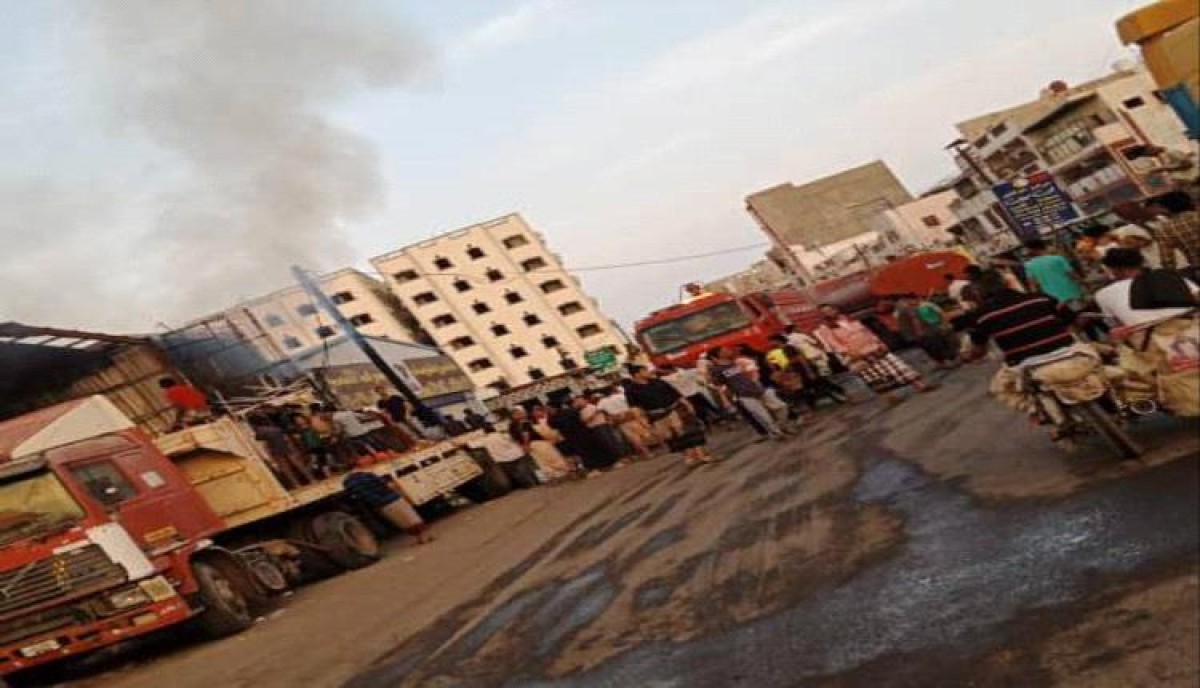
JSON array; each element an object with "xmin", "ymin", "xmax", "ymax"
[{"xmin": 1046, "ymin": 140, "xmax": 1107, "ymax": 175}]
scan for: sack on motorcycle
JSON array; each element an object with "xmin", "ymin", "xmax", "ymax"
[
  {"xmin": 1028, "ymin": 357, "xmax": 1108, "ymax": 404},
  {"xmin": 1118, "ymin": 316, "xmax": 1200, "ymax": 417}
]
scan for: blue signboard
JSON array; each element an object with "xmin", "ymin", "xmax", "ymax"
[{"xmin": 992, "ymin": 172, "xmax": 1079, "ymax": 239}]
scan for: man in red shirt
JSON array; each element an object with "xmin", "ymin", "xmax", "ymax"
[{"xmin": 159, "ymin": 377, "xmax": 212, "ymax": 429}]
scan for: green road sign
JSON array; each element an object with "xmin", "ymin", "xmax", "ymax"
[{"xmin": 584, "ymin": 348, "xmax": 619, "ymax": 372}]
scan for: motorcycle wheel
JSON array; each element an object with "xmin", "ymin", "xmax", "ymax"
[{"xmin": 1075, "ymin": 401, "xmax": 1143, "ymax": 461}]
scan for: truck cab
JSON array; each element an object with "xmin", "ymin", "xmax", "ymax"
[{"xmin": 0, "ymin": 398, "xmax": 223, "ymax": 676}]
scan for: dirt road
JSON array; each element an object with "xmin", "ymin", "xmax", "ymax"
[{"xmin": 51, "ymin": 363, "xmax": 1200, "ymax": 687}]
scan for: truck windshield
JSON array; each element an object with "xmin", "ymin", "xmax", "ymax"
[
  {"xmin": 639, "ymin": 301, "xmax": 753, "ymax": 354},
  {"xmin": 0, "ymin": 471, "xmax": 86, "ymax": 546}
]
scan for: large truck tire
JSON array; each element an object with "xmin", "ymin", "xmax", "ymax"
[
  {"xmin": 192, "ymin": 560, "xmax": 255, "ymax": 638},
  {"xmin": 458, "ymin": 463, "xmax": 512, "ymax": 503},
  {"xmin": 310, "ymin": 511, "xmax": 381, "ymax": 570}
]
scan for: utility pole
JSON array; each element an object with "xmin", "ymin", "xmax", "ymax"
[
  {"xmin": 745, "ymin": 202, "xmax": 812, "ymax": 289},
  {"xmin": 945, "ymin": 138, "xmax": 1025, "ymax": 239},
  {"xmin": 291, "ymin": 265, "xmax": 442, "ymax": 429}
]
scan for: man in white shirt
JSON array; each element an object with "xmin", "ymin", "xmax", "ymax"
[
  {"xmin": 597, "ymin": 387, "xmax": 652, "ymax": 459},
  {"xmin": 784, "ymin": 324, "xmax": 832, "ymax": 377},
  {"xmin": 1095, "ymin": 248, "xmax": 1198, "ymax": 328},
  {"xmin": 476, "ymin": 426, "xmax": 539, "ymax": 488},
  {"xmin": 660, "ymin": 364, "xmax": 720, "ymax": 427}
]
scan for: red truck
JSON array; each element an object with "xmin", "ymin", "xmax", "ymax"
[
  {"xmin": 634, "ymin": 272, "xmax": 874, "ymax": 368},
  {"xmin": 0, "ymin": 395, "xmax": 483, "ymax": 679},
  {"xmin": 634, "ymin": 251, "xmax": 972, "ymax": 367}
]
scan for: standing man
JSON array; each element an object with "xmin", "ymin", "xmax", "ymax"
[
  {"xmin": 440, "ymin": 414, "xmax": 470, "ymax": 437},
  {"xmin": 597, "ymin": 384, "xmax": 653, "ymax": 460},
  {"xmin": 1022, "ymin": 239, "xmax": 1086, "ymax": 306},
  {"xmin": 709, "ymin": 346, "xmax": 786, "ymax": 441},
  {"xmin": 814, "ymin": 305, "xmax": 936, "ymax": 402},
  {"xmin": 658, "ymin": 363, "xmax": 720, "ymax": 428},
  {"xmin": 342, "ymin": 470, "xmax": 433, "ymax": 545},
  {"xmin": 625, "ymin": 365, "xmax": 713, "ymax": 466},
  {"xmin": 578, "ymin": 394, "xmax": 631, "ymax": 467},
  {"xmin": 462, "ymin": 408, "xmax": 490, "ymax": 432},
  {"xmin": 478, "ymin": 424, "xmax": 541, "ymax": 488},
  {"xmin": 159, "ymin": 377, "xmax": 212, "ymax": 430}
]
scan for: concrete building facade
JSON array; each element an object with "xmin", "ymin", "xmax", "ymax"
[
  {"xmin": 232, "ymin": 268, "xmax": 418, "ymax": 355},
  {"xmin": 703, "ymin": 259, "xmax": 793, "ymax": 296},
  {"xmin": 950, "ymin": 66, "xmax": 1193, "ymax": 218},
  {"xmin": 745, "ymin": 160, "xmax": 913, "ymax": 253},
  {"xmin": 881, "ymin": 190, "xmax": 961, "ymax": 249},
  {"xmin": 370, "ymin": 214, "xmax": 627, "ymax": 395}
]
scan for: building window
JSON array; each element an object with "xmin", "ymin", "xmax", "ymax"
[
  {"xmin": 330, "ymin": 291, "xmax": 355, "ymax": 305},
  {"xmin": 491, "ymin": 324, "xmax": 510, "ymax": 337},
  {"xmin": 453, "ymin": 279, "xmax": 472, "ymax": 293},
  {"xmin": 433, "ymin": 255, "xmax": 453, "ymax": 270},
  {"xmin": 528, "ymin": 367, "xmax": 546, "ymax": 381},
  {"xmin": 282, "ymin": 336, "xmax": 302, "ymax": 350},
  {"xmin": 349, "ymin": 314, "xmax": 374, "ymax": 326},
  {"xmin": 521, "ymin": 257, "xmax": 549, "ymax": 272},
  {"xmin": 522, "ymin": 313, "xmax": 542, "ymax": 326},
  {"xmin": 316, "ymin": 325, "xmax": 336, "ymax": 338},
  {"xmin": 263, "ymin": 314, "xmax": 285, "ymax": 327},
  {"xmin": 468, "ymin": 358, "xmax": 494, "ymax": 372},
  {"xmin": 1122, "ymin": 96, "xmax": 1145, "ymax": 109},
  {"xmin": 541, "ymin": 335, "xmax": 560, "ymax": 348},
  {"xmin": 576, "ymin": 323, "xmax": 603, "ymax": 338},
  {"xmin": 540, "ymin": 279, "xmax": 566, "ymax": 294},
  {"xmin": 920, "ymin": 215, "xmax": 941, "ymax": 228},
  {"xmin": 504, "ymin": 291, "xmax": 523, "ymax": 305},
  {"xmin": 486, "ymin": 268, "xmax": 504, "ymax": 282},
  {"xmin": 488, "ymin": 378, "xmax": 511, "ymax": 392},
  {"xmin": 558, "ymin": 301, "xmax": 585, "ymax": 316},
  {"xmin": 502, "ymin": 234, "xmax": 530, "ymax": 249},
  {"xmin": 560, "ymin": 356, "xmax": 579, "ymax": 371},
  {"xmin": 393, "ymin": 269, "xmax": 419, "ymax": 283},
  {"xmin": 466, "ymin": 245, "xmax": 485, "ymax": 260},
  {"xmin": 510, "ymin": 346, "xmax": 529, "ymax": 359},
  {"xmin": 296, "ymin": 304, "xmax": 318, "ymax": 316},
  {"xmin": 432, "ymin": 314, "xmax": 457, "ymax": 328},
  {"xmin": 413, "ymin": 291, "xmax": 438, "ymax": 306},
  {"xmin": 990, "ymin": 123, "xmax": 1008, "ymax": 137},
  {"xmin": 472, "ymin": 301, "xmax": 491, "ymax": 315},
  {"xmin": 449, "ymin": 336, "xmax": 475, "ymax": 350}
]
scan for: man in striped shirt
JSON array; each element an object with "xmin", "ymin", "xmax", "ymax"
[{"xmin": 965, "ymin": 270, "xmax": 1076, "ymax": 366}]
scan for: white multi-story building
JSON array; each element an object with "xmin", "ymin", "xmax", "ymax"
[
  {"xmin": 881, "ymin": 190, "xmax": 961, "ymax": 249},
  {"xmin": 233, "ymin": 268, "xmax": 418, "ymax": 355},
  {"xmin": 370, "ymin": 214, "xmax": 627, "ymax": 395}
]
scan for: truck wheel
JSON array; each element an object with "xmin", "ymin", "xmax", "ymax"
[
  {"xmin": 459, "ymin": 464, "xmax": 512, "ymax": 502},
  {"xmin": 310, "ymin": 512, "xmax": 381, "ymax": 570},
  {"xmin": 192, "ymin": 561, "xmax": 255, "ymax": 638}
]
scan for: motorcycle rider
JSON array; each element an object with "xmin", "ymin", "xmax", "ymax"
[
  {"xmin": 1095, "ymin": 248, "xmax": 1199, "ymax": 418},
  {"xmin": 963, "ymin": 269, "xmax": 1077, "ymax": 367},
  {"xmin": 1095, "ymin": 248, "xmax": 1199, "ymax": 328}
]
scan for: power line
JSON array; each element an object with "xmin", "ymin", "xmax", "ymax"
[
  {"xmin": 562, "ymin": 242, "xmax": 769, "ymax": 272},
  {"xmin": 361, "ymin": 241, "xmax": 769, "ymax": 284}
]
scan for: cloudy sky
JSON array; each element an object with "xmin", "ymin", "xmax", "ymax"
[{"xmin": 0, "ymin": 0, "xmax": 1141, "ymax": 333}]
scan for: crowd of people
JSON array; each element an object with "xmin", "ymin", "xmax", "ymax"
[{"xmin": 933, "ymin": 190, "xmax": 1199, "ymax": 421}]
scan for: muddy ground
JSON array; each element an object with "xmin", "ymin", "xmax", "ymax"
[{"xmin": 42, "ymin": 361, "xmax": 1200, "ymax": 688}]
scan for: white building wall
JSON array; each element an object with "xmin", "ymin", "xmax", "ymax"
[
  {"xmin": 370, "ymin": 214, "xmax": 627, "ymax": 395},
  {"xmin": 883, "ymin": 191, "xmax": 960, "ymax": 248},
  {"xmin": 237, "ymin": 269, "xmax": 416, "ymax": 355}
]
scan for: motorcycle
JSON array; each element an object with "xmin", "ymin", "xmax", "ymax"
[
  {"xmin": 1016, "ymin": 346, "xmax": 1143, "ymax": 460},
  {"xmin": 1105, "ymin": 311, "xmax": 1200, "ymax": 419}
]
